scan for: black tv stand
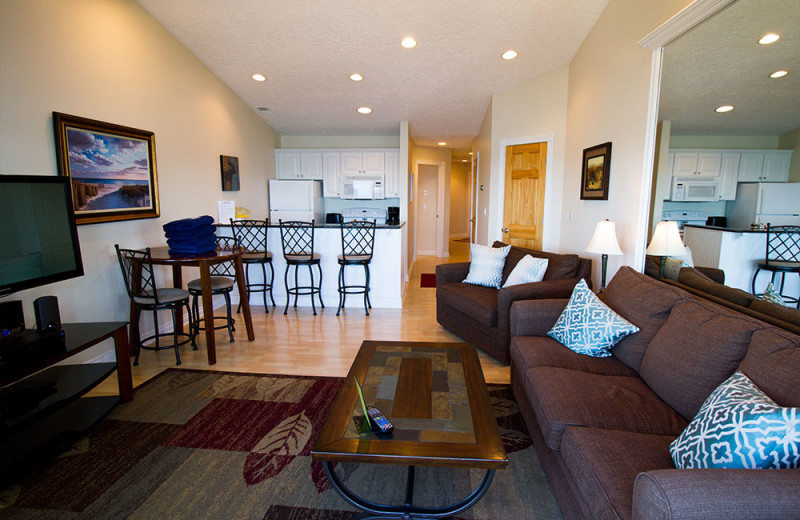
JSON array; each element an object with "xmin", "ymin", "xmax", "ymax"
[{"xmin": 0, "ymin": 322, "xmax": 132, "ymax": 482}]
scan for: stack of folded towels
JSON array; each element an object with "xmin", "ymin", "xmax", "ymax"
[{"xmin": 163, "ymin": 215, "xmax": 216, "ymax": 254}]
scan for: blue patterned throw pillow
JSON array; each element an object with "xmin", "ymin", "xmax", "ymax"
[
  {"xmin": 502, "ymin": 255, "xmax": 549, "ymax": 288},
  {"xmin": 670, "ymin": 371, "xmax": 800, "ymax": 469},
  {"xmin": 761, "ymin": 282, "xmax": 786, "ymax": 306},
  {"xmin": 462, "ymin": 243, "xmax": 511, "ymax": 288},
  {"xmin": 547, "ymin": 279, "xmax": 639, "ymax": 357}
]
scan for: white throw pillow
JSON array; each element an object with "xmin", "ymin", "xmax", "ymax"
[
  {"xmin": 502, "ymin": 255, "xmax": 549, "ymax": 288},
  {"xmin": 462, "ymin": 243, "xmax": 511, "ymax": 288}
]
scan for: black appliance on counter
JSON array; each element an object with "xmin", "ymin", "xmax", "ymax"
[
  {"xmin": 387, "ymin": 207, "xmax": 400, "ymax": 225},
  {"xmin": 706, "ymin": 216, "xmax": 727, "ymax": 227},
  {"xmin": 325, "ymin": 213, "xmax": 343, "ymax": 224}
]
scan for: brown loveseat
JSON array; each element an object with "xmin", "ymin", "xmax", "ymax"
[
  {"xmin": 509, "ymin": 266, "xmax": 800, "ymax": 519},
  {"xmin": 435, "ymin": 241, "xmax": 591, "ymax": 364}
]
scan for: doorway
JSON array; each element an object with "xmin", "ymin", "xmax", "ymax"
[
  {"xmin": 502, "ymin": 142, "xmax": 547, "ymax": 250},
  {"xmin": 417, "ymin": 163, "xmax": 439, "ymax": 255}
]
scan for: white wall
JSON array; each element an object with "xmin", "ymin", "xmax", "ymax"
[
  {"xmin": 489, "ymin": 66, "xmax": 569, "ymax": 252},
  {"xmin": 280, "ymin": 135, "xmax": 400, "ymax": 149},
  {"xmin": 473, "ymin": 101, "xmax": 493, "ymax": 246},
  {"xmin": 449, "ymin": 161, "xmax": 470, "ymax": 238},
  {"xmin": 0, "ymin": 0, "xmax": 279, "ymax": 348},
  {"xmin": 413, "ymin": 146, "xmax": 452, "ymax": 256},
  {"xmin": 560, "ymin": 0, "xmax": 692, "ymax": 287}
]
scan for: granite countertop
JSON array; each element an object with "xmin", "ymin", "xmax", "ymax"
[
  {"xmin": 684, "ymin": 224, "xmax": 767, "ymax": 233},
  {"xmin": 216, "ymin": 221, "xmax": 405, "ymax": 230}
]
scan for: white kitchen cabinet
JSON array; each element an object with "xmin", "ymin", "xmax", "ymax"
[
  {"xmin": 672, "ymin": 151, "xmax": 721, "ymax": 177},
  {"xmin": 384, "ymin": 150, "xmax": 399, "ymax": 198},
  {"xmin": 738, "ymin": 152, "xmax": 765, "ymax": 182},
  {"xmin": 322, "ymin": 152, "xmax": 340, "ymax": 197},
  {"xmin": 738, "ymin": 150, "xmax": 791, "ymax": 182},
  {"xmin": 275, "ymin": 150, "xmax": 323, "ymax": 179},
  {"xmin": 718, "ymin": 152, "xmax": 740, "ymax": 200},
  {"xmin": 341, "ymin": 151, "xmax": 385, "ymax": 175}
]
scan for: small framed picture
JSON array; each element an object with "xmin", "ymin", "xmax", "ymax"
[
  {"xmin": 220, "ymin": 155, "xmax": 240, "ymax": 191},
  {"xmin": 53, "ymin": 112, "xmax": 160, "ymax": 225},
  {"xmin": 580, "ymin": 142, "xmax": 612, "ymax": 201}
]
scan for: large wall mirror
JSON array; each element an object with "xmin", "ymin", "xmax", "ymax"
[{"xmin": 649, "ymin": 0, "xmax": 800, "ymax": 241}]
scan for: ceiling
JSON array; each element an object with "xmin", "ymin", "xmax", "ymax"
[
  {"xmin": 659, "ymin": 0, "xmax": 800, "ymax": 136},
  {"xmin": 135, "ymin": 0, "xmax": 608, "ymax": 152}
]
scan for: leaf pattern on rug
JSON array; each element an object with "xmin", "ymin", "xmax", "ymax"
[
  {"xmin": 0, "ymin": 484, "xmax": 20, "ymax": 509},
  {"xmin": 309, "ymin": 460, "xmax": 330, "ymax": 493},
  {"xmin": 491, "ymin": 396, "xmax": 519, "ymax": 417},
  {"xmin": 243, "ymin": 411, "xmax": 313, "ymax": 485},
  {"xmin": 500, "ymin": 426, "xmax": 532, "ymax": 454}
]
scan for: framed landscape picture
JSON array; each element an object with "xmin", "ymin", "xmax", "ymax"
[
  {"xmin": 580, "ymin": 142, "xmax": 612, "ymax": 201},
  {"xmin": 53, "ymin": 112, "xmax": 160, "ymax": 225},
  {"xmin": 220, "ymin": 155, "xmax": 240, "ymax": 191}
]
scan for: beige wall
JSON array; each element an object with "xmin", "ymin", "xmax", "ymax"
[
  {"xmin": 488, "ymin": 66, "xmax": 569, "ymax": 252},
  {"xmin": 0, "ymin": 0, "xmax": 279, "ymax": 346},
  {"xmin": 449, "ymin": 161, "xmax": 470, "ymax": 238},
  {"xmin": 473, "ymin": 100, "xmax": 493, "ymax": 246},
  {"xmin": 561, "ymin": 0, "xmax": 692, "ymax": 287},
  {"xmin": 669, "ymin": 135, "xmax": 781, "ymax": 149},
  {"xmin": 779, "ymin": 128, "xmax": 800, "ymax": 182},
  {"xmin": 280, "ymin": 135, "xmax": 400, "ymax": 149},
  {"xmin": 413, "ymin": 146, "xmax": 452, "ymax": 256}
]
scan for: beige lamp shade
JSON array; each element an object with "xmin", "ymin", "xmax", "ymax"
[
  {"xmin": 646, "ymin": 220, "xmax": 686, "ymax": 257},
  {"xmin": 585, "ymin": 219, "xmax": 623, "ymax": 256}
]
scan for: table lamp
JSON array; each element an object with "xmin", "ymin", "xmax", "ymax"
[
  {"xmin": 584, "ymin": 219, "xmax": 623, "ymax": 292},
  {"xmin": 646, "ymin": 220, "xmax": 686, "ymax": 279}
]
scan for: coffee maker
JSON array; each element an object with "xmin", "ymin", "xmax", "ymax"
[{"xmin": 387, "ymin": 206, "xmax": 400, "ymax": 225}]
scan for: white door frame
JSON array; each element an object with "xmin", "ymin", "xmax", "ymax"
[
  {"xmin": 495, "ymin": 135, "xmax": 555, "ymax": 251},
  {"xmin": 414, "ymin": 159, "xmax": 447, "ymax": 258}
]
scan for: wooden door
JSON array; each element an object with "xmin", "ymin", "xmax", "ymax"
[{"xmin": 503, "ymin": 143, "xmax": 546, "ymax": 249}]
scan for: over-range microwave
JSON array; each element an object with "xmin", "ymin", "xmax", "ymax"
[
  {"xmin": 340, "ymin": 173, "xmax": 385, "ymax": 199},
  {"xmin": 671, "ymin": 177, "xmax": 720, "ymax": 201}
]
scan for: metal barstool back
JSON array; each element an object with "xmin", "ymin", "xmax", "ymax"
[
  {"xmin": 230, "ymin": 219, "xmax": 276, "ymax": 312},
  {"xmin": 186, "ymin": 236, "xmax": 238, "ymax": 344},
  {"xmin": 279, "ymin": 220, "xmax": 324, "ymax": 315},
  {"xmin": 752, "ymin": 224, "xmax": 800, "ymax": 308},
  {"xmin": 337, "ymin": 219, "xmax": 376, "ymax": 316},
  {"xmin": 115, "ymin": 245, "xmax": 194, "ymax": 365}
]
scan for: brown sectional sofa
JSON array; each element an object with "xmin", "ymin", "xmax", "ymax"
[
  {"xmin": 509, "ymin": 266, "xmax": 800, "ymax": 520},
  {"xmin": 435, "ymin": 242, "xmax": 591, "ymax": 364}
]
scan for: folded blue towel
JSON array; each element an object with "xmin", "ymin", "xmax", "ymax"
[
  {"xmin": 165, "ymin": 227, "xmax": 217, "ymax": 241},
  {"xmin": 163, "ymin": 215, "xmax": 215, "ymax": 234},
  {"xmin": 167, "ymin": 238, "xmax": 217, "ymax": 254},
  {"xmin": 167, "ymin": 235, "xmax": 216, "ymax": 249}
]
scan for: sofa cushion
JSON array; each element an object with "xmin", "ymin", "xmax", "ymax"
[
  {"xmin": 639, "ymin": 299, "xmax": 763, "ymax": 420},
  {"xmin": 523, "ymin": 367, "xmax": 688, "ymax": 451},
  {"xmin": 436, "ymin": 282, "xmax": 498, "ymax": 327},
  {"xmin": 493, "ymin": 241, "xmax": 580, "ymax": 283},
  {"xmin": 670, "ymin": 371, "xmax": 800, "ymax": 469},
  {"xmin": 502, "ymin": 254, "xmax": 548, "ymax": 287},
  {"xmin": 463, "ymin": 243, "xmax": 511, "ymax": 288},
  {"xmin": 748, "ymin": 299, "xmax": 800, "ymax": 328},
  {"xmin": 738, "ymin": 327, "xmax": 800, "ymax": 407},
  {"xmin": 602, "ymin": 267, "xmax": 687, "ymax": 372},
  {"xmin": 548, "ymin": 280, "xmax": 639, "ymax": 357},
  {"xmin": 561, "ymin": 427, "xmax": 675, "ymax": 520},
  {"xmin": 510, "ymin": 336, "xmax": 637, "ymax": 377},
  {"xmin": 678, "ymin": 268, "xmax": 757, "ymax": 308}
]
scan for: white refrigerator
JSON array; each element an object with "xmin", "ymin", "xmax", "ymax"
[
  {"xmin": 726, "ymin": 182, "xmax": 800, "ymax": 228},
  {"xmin": 268, "ymin": 179, "xmax": 324, "ymax": 224}
]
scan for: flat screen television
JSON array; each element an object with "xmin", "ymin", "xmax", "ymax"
[{"xmin": 0, "ymin": 175, "xmax": 84, "ymax": 296}]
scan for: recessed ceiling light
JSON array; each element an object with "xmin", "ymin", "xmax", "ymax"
[
  {"xmin": 357, "ymin": 107, "xmax": 372, "ymax": 114},
  {"xmin": 770, "ymin": 70, "xmax": 788, "ymax": 79},
  {"xmin": 759, "ymin": 33, "xmax": 780, "ymax": 45},
  {"xmin": 469, "ymin": 152, "xmax": 473, "ymax": 155},
  {"xmin": 349, "ymin": 73, "xmax": 364, "ymax": 82},
  {"xmin": 401, "ymin": 37, "xmax": 417, "ymax": 49},
  {"xmin": 502, "ymin": 50, "xmax": 518, "ymax": 60},
  {"xmin": 251, "ymin": 73, "xmax": 267, "ymax": 82},
  {"xmin": 438, "ymin": 142, "xmax": 447, "ymax": 146},
  {"xmin": 715, "ymin": 105, "xmax": 734, "ymax": 113},
  {"xmin": 461, "ymin": 159, "xmax": 468, "ymax": 162}
]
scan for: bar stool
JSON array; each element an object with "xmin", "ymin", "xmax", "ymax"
[
  {"xmin": 186, "ymin": 236, "xmax": 237, "ymax": 344},
  {"xmin": 751, "ymin": 224, "xmax": 800, "ymax": 308},
  {"xmin": 336, "ymin": 220, "xmax": 376, "ymax": 316},
  {"xmin": 115, "ymin": 245, "xmax": 195, "ymax": 365},
  {"xmin": 279, "ymin": 220, "xmax": 324, "ymax": 315},
  {"xmin": 230, "ymin": 219, "xmax": 276, "ymax": 313}
]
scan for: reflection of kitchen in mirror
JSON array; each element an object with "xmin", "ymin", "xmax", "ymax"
[{"xmin": 649, "ymin": 0, "xmax": 800, "ymax": 295}]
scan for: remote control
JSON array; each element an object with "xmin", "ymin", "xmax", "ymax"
[{"xmin": 367, "ymin": 406, "xmax": 394, "ymax": 433}]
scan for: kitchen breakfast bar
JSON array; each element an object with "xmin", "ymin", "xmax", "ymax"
[{"xmin": 218, "ymin": 221, "xmax": 407, "ymax": 310}]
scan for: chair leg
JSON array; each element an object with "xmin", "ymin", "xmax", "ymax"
[
  {"xmin": 267, "ymin": 261, "xmax": 276, "ymax": 307},
  {"xmin": 153, "ymin": 310, "xmax": 160, "ymax": 350},
  {"xmin": 308, "ymin": 263, "xmax": 317, "ymax": 316},
  {"xmin": 293, "ymin": 265, "xmax": 300, "ymax": 308},
  {"xmin": 751, "ymin": 268, "xmax": 762, "ymax": 295},
  {"xmin": 337, "ymin": 264, "xmax": 345, "ymax": 316},
  {"xmin": 284, "ymin": 265, "xmax": 291, "ymax": 315},
  {"xmin": 224, "ymin": 292, "xmax": 234, "ymax": 342},
  {"xmin": 171, "ymin": 306, "xmax": 181, "ymax": 366},
  {"xmin": 238, "ymin": 263, "xmax": 251, "ymax": 314},
  {"xmin": 363, "ymin": 263, "xmax": 371, "ymax": 315},
  {"xmin": 190, "ymin": 294, "xmax": 198, "ymax": 348},
  {"xmin": 317, "ymin": 263, "xmax": 325, "ymax": 309},
  {"xmin": 260, "ymin": 262, "xmax": 268, "ymax": 313},
  {"xmin": 133, "ymin": 307, "xmax": 142, "ymax": 366}
]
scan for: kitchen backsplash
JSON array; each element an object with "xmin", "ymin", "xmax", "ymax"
[{"xmin": 324, "ymin": 197, "xmax": 401, "ymax": 215}]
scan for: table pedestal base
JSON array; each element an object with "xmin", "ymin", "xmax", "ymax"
[{"xmin": 323, "ymin": 461, "xmax": 495, "ymax": 520}]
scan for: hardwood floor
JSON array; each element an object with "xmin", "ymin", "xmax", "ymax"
[{"xmin": 95, "ymin": 239, "xmax": 509, "ymax": 396}]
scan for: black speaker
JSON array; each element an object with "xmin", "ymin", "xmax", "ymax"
[
  {"xmin": 34, "ymin": 296, "xmax": 61, "ymax": 331},
  {"xmin": 0, "ymin": 300, "xmax": 25, "ymax": 337}
]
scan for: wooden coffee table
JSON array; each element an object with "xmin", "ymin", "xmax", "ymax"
[{"xmin": 312, "ymin": 340, "xmax": 507, "ymax": 519}]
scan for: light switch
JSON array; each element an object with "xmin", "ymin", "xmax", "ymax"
[{"xmin": 423, "ymin": 190, "xmax": 428, "ymax": 196}]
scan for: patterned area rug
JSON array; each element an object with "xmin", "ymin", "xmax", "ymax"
[{"xmin": 0, "ymin": 369, "xmax": 562, "ymax": 520}]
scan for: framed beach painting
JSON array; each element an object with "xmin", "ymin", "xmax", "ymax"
[
  {"xmin": 580, "ymin": 142, "xmax": 612, "ymax": 201},
  {"xmin": 53, "ymin": 112, "xmax": 160, "ymax": 225}
]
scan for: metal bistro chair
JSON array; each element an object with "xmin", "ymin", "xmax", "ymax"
[
  {"xmin": 187, "ymin": 236, "xmax": 238, "ymax": 345},
  {"xmin": 279, "ymin": 220, "xmax": 324, "ymax": 315},
  {"xmin": 230, "ymin": 219, "xmax": 276, "ymax": 313},
  {"xmin": 751, "ymin": 224, "xmax": 800, "ymax": 308},
  {"xmin": 115, "ymin": 245, "xmax": 195, "ymax": 365},
  {"xmin": 336, "ymin": 220, "xmax": 376, "ymax": 316}
]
